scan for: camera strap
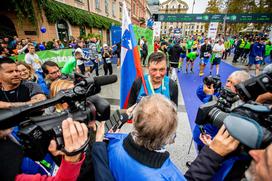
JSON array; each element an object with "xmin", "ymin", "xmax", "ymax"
[{"xmin": 61, "ymin": 133, "xmax": 91, "ymax": 156}]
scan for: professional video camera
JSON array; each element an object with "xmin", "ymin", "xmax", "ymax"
[
  {"xmin": 0, "ymin": 73, "xmax": 117, "ymax": 160},
  {"xmin": 203, "ymin": 75, "xmax": 222, "ymax": 92},
  {"xmin": 195, "ymin": 70, "xmax": 272, "ymax": 149}
]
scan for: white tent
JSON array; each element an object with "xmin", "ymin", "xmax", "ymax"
[{"xmin": 239, "ymin": 23, "xmax": 260, "ymax": 33}]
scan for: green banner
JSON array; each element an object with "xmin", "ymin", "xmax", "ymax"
[
  {"xmin": 133, "ymin": 25, "xmax": 154, "ymax": 57},
  {"xmin": 156, "ymin": 13, "xmax": 272, "ymax": 23},
  {"xmin": 13, "ymin": 49, "xmax": 74, "ymax": 67}
]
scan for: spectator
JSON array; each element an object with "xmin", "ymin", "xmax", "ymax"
[
  {"xmin": 42, "ymin": 61, "xmax": 67, "ymax": 91},
  {"xmin": 141, "ymin": 39, "xmax": 148, "ymax": 66},
  {"xmin": 89, "ymin": 37, "xmax": 100, "ymax": 76},
  {"xmin": 0, "ymin": 57, "xmax": 46, "ymax": 109},
  {"xmin": 102, "ymin": 44, "xmax": 113, "ymax": 75},
  {"xmin": 24, "ymin": 43, "xmax": 42, "ymax": 72}
]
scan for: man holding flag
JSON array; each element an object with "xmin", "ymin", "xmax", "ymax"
[
  {"xmin": 127, "ymin": 52, "xmax": 178, "ymax": 107},
  {"xmin": 119, "ymin": 2, "xmax": 178, "ymax": 109}
]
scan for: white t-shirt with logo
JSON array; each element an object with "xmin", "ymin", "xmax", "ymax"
[
  {"xmin": 25, "ymin": 53, "xmax": 42, "ymax": 71},
  {"xmin": 213, "ymin": 43, "xmax": 225, "ymax": 58}
]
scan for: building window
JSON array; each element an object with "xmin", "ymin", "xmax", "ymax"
[
  {"xmin": 112, "ymin": 2, "xmax": 116, "ymax": 17},
  {"xmin": 95, "ymin": 0, "xmax": 100, "ymax": 9},
  {"xmin": 172, "ymin": 6, "xmax": 175, "ymax": 9},
  {"xmin": 105, "ymin": 0, "xmax": 109, "ymax": 14},
  {"xmin": 75, "ymin": 0, "xmax": 84, "ymax": 3},
  {"xmin": 196, "ymin": 25, "xmax": 199, "ymax": 29},
  {"xmin": 132, "ymin": 2, "xmax": 136, "ymax": 15},
  {"xmin": 119, "ymin": 3, "xmax": 122, "ymax": 19},
  {"xmin": 80, "ymin": 26, "xmax": 86, "ymax": 37},
  {"xmin": 56, "ymin": 20, "xmax": 69, "ymax": 41}
]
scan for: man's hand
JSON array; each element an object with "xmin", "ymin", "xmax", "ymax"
[
  {"xmin": 209, "ymin": 125, "xmax": 239, "ymax": 157},
  {"xmin": 203, "ymin": 84, "xmax": 215, "ymax": 95},
  {"xmin": 48, "ymin": 118, "xmax": 88, "ymax": 163},
  {"xmin": 95, "ymin": 121, "xmax": 105, "ymax": 142}
]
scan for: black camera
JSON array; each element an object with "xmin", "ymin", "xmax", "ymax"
[
  {"xmin": 0, "ymin": 74, "xmax": 117, "ymax": 160},
  {"xmin": 203, "ymin": 75, "xmax": 222, "ymax": 92},
  {"xmin": 195, "ymin": 70, "xmax": 272, "ymax": 149},
  {"xmin": 235, "ymin": 70, "xmax": 272, "ymax": 102}
]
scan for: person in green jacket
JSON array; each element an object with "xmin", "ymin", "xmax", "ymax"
[
  {"xmin": 241, "ymin": 40, "xmax": 252, "ymax": 63},
  {"xmin": 61, "ymin": 57, "xmax": 76, "ymax": 76},
  {"xmin": 264, "ymin": 40, "xmax": 272, "ymax": 64},
  {"xmin": 186, "ymin": 51, "xmax": 199, "ymax": 73}
]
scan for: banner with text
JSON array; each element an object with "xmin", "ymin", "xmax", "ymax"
[{"xmin": 207, "ymin": 22, "xmax": 219, "ymax": 40}]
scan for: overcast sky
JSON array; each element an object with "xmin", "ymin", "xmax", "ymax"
[{"xmin": 160, "ymin": 0, "xmax": 209, "ymax": 13}]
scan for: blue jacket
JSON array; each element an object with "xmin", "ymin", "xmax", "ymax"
[
  {"xmin": 250, "ymin": 42, "xmax": 265, "ymax": 58},
  {"xmin": 106, "ymin": 133, "xmax": 186, "ymax": 181},
  {"xmin": 194, "ymin": 85, "xmax": 219, "ymax": 149}
]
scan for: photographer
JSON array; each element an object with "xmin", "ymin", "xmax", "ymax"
[
  {"xmin": 0, "ymin": 118, "xmax": 87, "ymax": 181},
  {"xmin": 194, "ymin": 70, "xmax": 251, "ymax": 150}
]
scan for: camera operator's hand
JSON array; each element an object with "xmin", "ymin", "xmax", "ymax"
[
  {"xmin": 209, "ymin": 125, "xmax": 239, "ymax": 157},
  {"xmin": 48, "ymin": 118, "xmax": 88, "ymax": 163},
  {"xmin": 203, "ymin": 84, "xmax": 215, "ymax": 95},
  {"xmin": 0, "ymin": 128, "xmax": 12, "ymax": 139},
  {"xmin": 95, "ymin": 121, "xmax": 105, "ymax": 142},
  {"xmin": 199, "ymin": 133, "xmax": 212, "ymax": 146}
]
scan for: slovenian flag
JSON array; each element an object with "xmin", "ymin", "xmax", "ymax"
[{"xmin": 120, "ymin": 2, "xmax": 147, "ymax": 109}]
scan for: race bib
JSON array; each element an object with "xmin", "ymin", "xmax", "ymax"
[
  {"xmin": 204, "ymin": 52, "xmax": 209, "ymax": 57},
  {"xmin": 106, "ymin": 58, "xmax": 111, "ymax": 63}
]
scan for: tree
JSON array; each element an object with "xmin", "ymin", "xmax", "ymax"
[{"xmin": 204, "ymin": 0, "xmax": 223, "ymax": 33}]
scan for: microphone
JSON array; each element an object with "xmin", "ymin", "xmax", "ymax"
[{"xmin": 93, "ymin": 75, "xmax": 118, "ymax": 86}]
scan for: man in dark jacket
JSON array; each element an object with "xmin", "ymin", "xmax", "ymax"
[
  {"xmin": 199, "ymin": 38, "xmax": 212, "ymax": 76},
  {"xmin": 168, "ymin": 41, "xmax": 183, "ymax": 68}
]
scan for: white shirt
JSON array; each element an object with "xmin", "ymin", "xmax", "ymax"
[
  {"xmin": 213, "ymin": 43, "xmax": 225, "ymax": 58},
  {"xmin": 25, "ymin": 53, "xmax": 42, "ymax": 71}
]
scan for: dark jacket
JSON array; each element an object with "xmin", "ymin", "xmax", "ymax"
[
  {"xmin": 128, "ymin": 77, "xmax": 178, "ymax": 107},
  {"xmin": 200, "ymin": 44, "xmax": 212, "ymax": 58},
  {"xmin": 168, "ymin": 43, "xmax": 183, "ymax": 62}
]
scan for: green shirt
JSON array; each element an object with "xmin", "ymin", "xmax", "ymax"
[
  {"xmin": 229, "ymin": 39, "xmax": 235, "ymax": 46},
  {"xmin": 61, "ymin": 57, "xmax": 76, "ymax": 75},
  {"xmin": 187, "ymin": 52, "xmax": 198, "ymax": 61},
  {"xmin": 265, "ymin": 44, "xmax": 272, "ymax": 56},
  {"xmin": 187, "ymin": 40, "xmax": 194, "ymax": 49}
]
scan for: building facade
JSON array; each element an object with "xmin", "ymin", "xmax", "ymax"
[
  {"xmin": 159, "ymin": 0, "xmax": 189, "ymax": 36},
  {"xmin": 0, "ymin": 0, "xmax": 133, "ymax": 45},
  {"xmin": 131, "ymin": 0, "xmax": 148, "ymax": 27}
]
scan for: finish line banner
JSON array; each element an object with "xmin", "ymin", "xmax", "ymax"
[{"xmin": 155, "ymin": 13, "xmax": 272, "ymax": 23}]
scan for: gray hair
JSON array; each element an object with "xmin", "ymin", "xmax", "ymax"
[
  {"xmin": 229, "ymin": 70, "xmax": 251, "ymax": 84},
  {"xmin": 132, "ymin": 94, "xmax": 178, "ymax": 151}
]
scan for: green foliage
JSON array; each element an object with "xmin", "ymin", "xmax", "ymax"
[
  {"xmin": 12, "ymin": 0, "xmax": 36, "ymax": 24},
  {"xmin": 42, "ymin": 0, "xmax": 120, "ymax": 29},
  {"xmin": 205, "ymin": 0, "xmax": 221, "ymax": 14}
]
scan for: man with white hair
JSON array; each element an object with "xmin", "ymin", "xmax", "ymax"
[{"xmin": 93, "ymin": 94, "xmax": 185, "ymax": 181}]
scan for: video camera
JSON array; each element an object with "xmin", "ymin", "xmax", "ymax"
[
  {"xmin": 0, "ymin": 73, "xmax": 117, "ymax": 160},
  {"xmin": 203, "ymin": 75, "xmax": 222, "ymax": 92},
  {"xmin": 195, "ymin": 71, "xmax": 272, "ymax": 149}
]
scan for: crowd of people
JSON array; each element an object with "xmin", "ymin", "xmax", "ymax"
[
  {"xmin": 0, "ymin": 30, "xmax": 272, "ymax": 181},
  {"xmin": 139, "ymin": 33, "xmax": 272, "ymax": 77}
]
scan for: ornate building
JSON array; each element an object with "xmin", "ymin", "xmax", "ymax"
[
  {"xmin": 159, "ymin": 0, "xmax": 188, "ymax": 36},
  {"xmin": 159, "ymin": 0, "xmax": 206, "ymax": 37}
]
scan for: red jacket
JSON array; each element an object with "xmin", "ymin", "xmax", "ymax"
[{"xmin": 15, "ymin": 154, "xmax": 85, "ymax": 181}]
